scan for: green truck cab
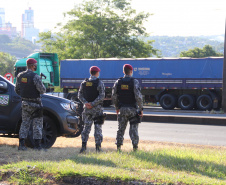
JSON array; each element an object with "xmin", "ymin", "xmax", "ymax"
[{"xmin": 14, "ymin": 53, "xmax": 60, "ymax": 92}]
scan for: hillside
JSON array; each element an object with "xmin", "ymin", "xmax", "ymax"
[
  {"xmin": 0, "ymin": 35, "xmax": 39, "ymax": 59},
  {"xmin": 147, "ymin": 35, "xmax": 224, "ymax": 57}
]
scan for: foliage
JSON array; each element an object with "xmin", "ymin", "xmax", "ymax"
[
  {"xmin": 1, "ymin": 137, "xmax": 226, "ymax": 184},
  {"xmin": 0, "ymin": 35, "xmax": 39, "ymax": 58},
  {"xmin": 180, "ymin": 45, "xmax": 223, "ymax": 58},
  {"xmin": 1, "ymin": 146, "xmax": 226, "ymax": 184},
  {"xmin": 0, "ymin": 52, "xmax": 16, "ymax": 76},
  {"xmin": 148, "ymin": 35, "xmax": 224, "ymax": 57},
  {"xmin": 38, "ymin": 0, "xmax": 158, "ymax": 60},
  {"xmin": 0, "ymin": 34, "xmax": 11, "ymax": 43}
]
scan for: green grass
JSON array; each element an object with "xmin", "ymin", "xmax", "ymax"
[{"xmin": 1, "ymin": 146, "xmax": 226, "ymax": 185}]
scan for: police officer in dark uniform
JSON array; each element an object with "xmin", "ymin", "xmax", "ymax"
[
  {"xmin": 15, "ymin": 58, "xmax": 46, "ymax": 151},
  {"xmin": 78, "ymin": 66, "xmax": 105, "ymax": 153},
  {"xmin": 112, "ymin": 64, "xmax": 143, "ymax": 151}
]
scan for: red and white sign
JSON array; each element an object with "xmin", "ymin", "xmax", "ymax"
[{"xmin": 4, "ymin": 73, "xmax": 14, "ymax": 83}]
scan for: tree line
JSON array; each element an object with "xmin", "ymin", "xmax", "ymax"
[
  {"xmin": 0, "ymin": 0, "xmax": 223, "ymax": 76},
  {"xmin": 38, "ymin": 0, "xmax": 223, "ymax": 60},
  {"xmin": 0, "ymin": 52, "xmax": 16, "ymax": 76},
  {"xmin": 38, "ymin": 0, "xmax": 159, "ymax": 61},
  {"xmin": 149, "ymin": 35, "xmax": 223, "ymax": 57},
  {"xmin": 0, "ymin": 35, "xmax": 39, "ymax": 58}
]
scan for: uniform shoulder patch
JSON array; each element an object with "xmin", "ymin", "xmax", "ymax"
[{"xmin": 21, "ymin": 78, "xmax": 27, "ymax": 83}]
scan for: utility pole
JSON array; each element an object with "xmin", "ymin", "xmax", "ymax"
[{"xmin": 222, "ymin": 19, "xmax": 226, "ymax": 113}]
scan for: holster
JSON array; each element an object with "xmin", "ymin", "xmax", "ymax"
[
  {"xmin": 129, "ymin": 110, "xmax": 141, "ymax": 125},
  {"xmin": 31, "ymin": 105, "xmax": 43, "ymax": 118},
  {"xmin": 94, "ymin": 113, "xmax": 107, "ymax": 125}
]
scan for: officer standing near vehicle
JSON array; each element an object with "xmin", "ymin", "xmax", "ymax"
[
  {"xmin": 78, "ymin": 66, "xmax": 105, "ymax": 153},
  {"xmin": 15, "ymin": 58, "xmax": 46, "ymax": 151},
  {"xmin": 112, "ymin": 64, "xmax": 143, "ymax": 151}
]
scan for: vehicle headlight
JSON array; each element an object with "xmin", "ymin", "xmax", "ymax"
[
  {"xmin": 60, "ymin": 103, "xmax": 72, "ymax": 111},
  {"xmin": 70, "ymin": 101, "xmax": 78, "ymax": 112}
]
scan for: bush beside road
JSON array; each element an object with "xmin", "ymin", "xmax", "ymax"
[{"xmin": 0, "ymin": 137, "xmax": 226, "ymax": 185}]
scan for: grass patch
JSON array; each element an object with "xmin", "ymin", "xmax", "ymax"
[{"xmin": 0, "ymin": 137, "xmax": 226, "ymax": 184}]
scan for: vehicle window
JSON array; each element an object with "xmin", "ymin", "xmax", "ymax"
[
  {"xmin": 0, "ymin": 81, "xmax": 8, "ymax": 94},
  {"xmin": 15, "ymin": 67, "xmax": 27, "ymax": 77}
]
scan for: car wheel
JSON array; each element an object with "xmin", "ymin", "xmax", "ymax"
[
  {"xmin": 160, "ymin": 94, "xmax": 177, "ymax": 110},
  {"xmin": 25, "ymin": 116, "xmax": 57, "ymax": 149},
  {"xmin": 196, "ymin": 94, "xmax": 213, "ymax": 110},
  {"xmin": 178, "ymin": 94, "xmax": 195, "ymax": 110}
]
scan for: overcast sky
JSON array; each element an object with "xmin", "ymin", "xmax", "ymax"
[{"xmin": 1, "ymin": 0, "xmax": 226, "ymax": 36}]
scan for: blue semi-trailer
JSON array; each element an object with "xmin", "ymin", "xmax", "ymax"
[{"xmin": 60, "ymin": 57, "xmax": 223, "ymax": 110}]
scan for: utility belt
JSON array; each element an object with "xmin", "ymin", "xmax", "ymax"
[
  {"xmin": 22, "ymin": 98, "xmax": 43, "ymax": 118},
  {"xmin": 119, "ymin": 103, "xmax": 137, "ymax": 109},
  {"xmin": 22, "ymin": 98, "xmax": 41, "ymax": 104}
]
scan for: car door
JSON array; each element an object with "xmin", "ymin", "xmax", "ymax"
[
  {"xmin": 0, "ymin": 77, "xmax": 21, "ymax": 132},
  {"xmin": 0, "ymin": 78, "xmax": 12, "ymax": 130}
]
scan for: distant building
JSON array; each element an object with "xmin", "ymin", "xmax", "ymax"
[
  {"xmin": 0, "ymin": 8, "xmax": 17, "ymax": 38},
  {"xmin": 21, "ymin": 7, "xmax": 39, "ymax": 42}
]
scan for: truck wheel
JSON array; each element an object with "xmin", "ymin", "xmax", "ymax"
[
  {"xmin": 103, "ymin": 100, "xmax": 112, "ymax": 107},
  {"xmin": 196, "ymin": 95, "xmax": 213, "ymax": 110},
  {"xmin": 67, "ymin": 93, "xmax": 78, "ymax": 102},
  {"xmin": 160, "ymin": 94, "xmax": 177, "ymax": 110},
  {"xmin": 178, "ymin": 94, "xmax": 195, "ymax": 110},
  {"xmin": 25, "ymin": 116, "xmax": 57, "ymax": 149}
]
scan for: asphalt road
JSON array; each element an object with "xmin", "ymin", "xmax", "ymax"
[{"xmin": 91, "ymin": 121, "xmax": 226, "ymax": 147}]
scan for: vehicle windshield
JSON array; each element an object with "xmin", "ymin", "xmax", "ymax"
[{"xmin": 15, "ymin": 67, "xmax": 27, "ymax": 77}]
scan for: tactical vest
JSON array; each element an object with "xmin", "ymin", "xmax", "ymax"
[
  {"xmin": 82, "ymin": 78, "xmax": 99, "ymax": 102},
  {"xmin": 116, "ymin": 77, "xmax": 136, "ymax": 108},
  {"xmin": 18, "ymin": 71, "xmax": 40, "ymax": 99}
]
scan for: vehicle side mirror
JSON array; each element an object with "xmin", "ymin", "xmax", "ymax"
[{"xmin": 0, "ymin": 81, "xmax": 8, "ymax": 93}]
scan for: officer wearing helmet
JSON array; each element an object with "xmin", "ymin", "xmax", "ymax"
[
  {"xmin": 112, "ymin": 64, "xmax": 143, "ymax": 152},
  {"xmin": 78, "ymin": 66, "xmax": 105, "ymax": 153},
  {"xmin": 15, "ymin": 58, "xmax": 46, "ymax": 151}
]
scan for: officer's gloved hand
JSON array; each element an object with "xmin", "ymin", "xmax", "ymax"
[{"xmin": 85, "ymin": 103, "xmax": 93, "ymax": 109}]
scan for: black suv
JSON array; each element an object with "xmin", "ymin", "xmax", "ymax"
[{"xmin": 0, "ymin": 75, "xmax": 83, "ymax": 148}]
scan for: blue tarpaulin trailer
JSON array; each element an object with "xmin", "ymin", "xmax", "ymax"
[{"xmin": 60, "ymin": 57, "xmax": 223, "ymax": 110}]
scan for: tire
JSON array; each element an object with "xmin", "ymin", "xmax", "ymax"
[
  {"xmin": 67, "ymin": 93, "xmax": 78, "ymax": 102},
  {"xmin": 178, "ymin": 94, "xmax": 195, "ymax": 110},
  {"xmin": 196, "ymin": 94, "xmax": 213, "ymax": 110},
  {"xmin": 103, "ymin": 100, "xmax": 112, "ymax": 107},
  {"xmin": 160, "ymin": 94, "xmax": 177, "ymax": 110},
  {"xmin": 25, "ymin": 116, "xmax": 57, "ymax": 149}
]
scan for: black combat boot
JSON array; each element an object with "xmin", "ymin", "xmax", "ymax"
[
  {"xmin": 18, "ymin": 138, "xmax": 27, "ymax": 151},
  {"xmin": 133, "ymin": 144, "xmax": 138, "ymax": 152},
  {"xmin": 79, "ymin": 142, "xmax": 87, "ymax": 153},
  {"xmin": 96, "ymin": 143, "xmax": 102, "ymax": 153},
  {"xmin": 34, "ymin": 139, "xmax": 42, "ymax": 151},
  {"xmin": 117, "ymin": 145, "xmax": 122, "ymax": 152}
]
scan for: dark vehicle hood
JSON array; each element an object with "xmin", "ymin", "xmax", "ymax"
[{"xmin": 41, "ymin": 94, "xmax": 70, "ymax": 103}]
